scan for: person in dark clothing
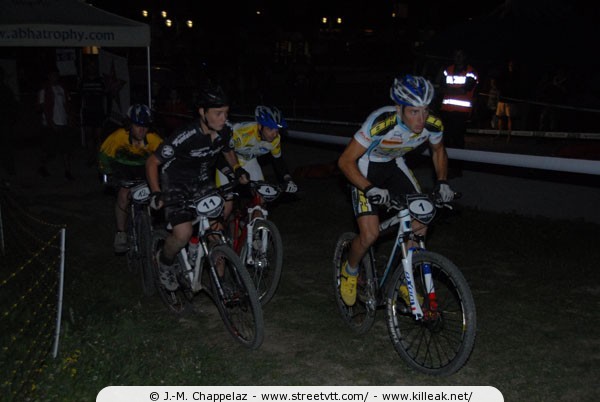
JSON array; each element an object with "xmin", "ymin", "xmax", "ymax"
[
  {"xmin": 437, "ymin": 49, "xmax": 479, "ymax": 177},
  {"xmin": 495, "ymin": 59, "xmax": 521, "ymax": 133},
  {"xmin": 37, "ymin": 66, "xmax": 76, "ymax": 180},
  {"xmin": 0, "ymin": 66, "xmax": 19, "ymax": 185},
  {"xmin": 80, "ymin": 58, "xmax": 107, "ymax": 166}
]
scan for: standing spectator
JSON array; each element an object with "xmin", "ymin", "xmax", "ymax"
[
  {"xmin": 486, "ymin": 77, "xmax": 500, "ymax": 129},
  {"xmin": 495, "ymin": 59, "xmax": 521, "ymax": 134},
  {"xmin": 0, "ymin": 66, "xmax": 19, "ymax": 186},
  {"xmin": 438, "ymin": 49, "xmax": 478, "ymax": 177},
  {"xmin": 80, "ymin": 58, "xmax": 107, "ymax": 167},
  {"xmin": 37, "ymin": 66, "xmax": 76, "ymax": 180},
  {"xmin": 537, "ymin": 67, "xmax": 568, "ymax": 131}
]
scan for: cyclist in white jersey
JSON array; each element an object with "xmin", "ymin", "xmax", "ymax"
[{"xmin": 337, "ymin": 75, "xmax": 456, "ymax": 306}]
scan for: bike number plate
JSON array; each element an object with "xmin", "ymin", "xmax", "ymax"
[
  {"xmin": 256, "ymin": 184, "xmax": 280, "ymax": 201},
  {"xmin": 196, "ymin": 194, "xmax": 224, "ymax": 217},
  {"xmin": 131, "ymin": 183, "xmax": 151, "ymax": 202},
  {"xmin": 406, "ymin": 194, "xmax": 435, "ymax": 224}
]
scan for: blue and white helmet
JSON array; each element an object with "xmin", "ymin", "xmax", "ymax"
[
  {"xmin": 390, "ymin": 75, "xmax": 434, "ymax": 107},
  {"xmin": 127, "ymin": 104, "xmax": 152, "ymax": 127},
  {"xmin": 255, "ymin": 105, "xmax": 287, "ymax": 129}
]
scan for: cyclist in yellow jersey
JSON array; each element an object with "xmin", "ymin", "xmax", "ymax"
[
  {"xmin": 99, "ymin": 104, "xmax": 162, "ymax": 253},
  {"xmin": 216, "ymin": 106, "xmax": 298, "ymax": 218}
]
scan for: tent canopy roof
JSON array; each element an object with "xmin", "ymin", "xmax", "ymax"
[{"xmin": 0, "ymin": 0, "xmax": 150, "ymax": 47}]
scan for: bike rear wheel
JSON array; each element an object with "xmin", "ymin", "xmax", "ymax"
[
  {"xmin": 138, "ymin": 212, "xmax": 156, "ymax": 296},
  {"xmin": 385, "ymin": 250, "xmax": 476, "ymax": 376},
  {"xmin": 151, "ymin": 229, "xmax": 191, "ymax": 314},
  {"xmin": 209, "ymin": 244, "xmax": 264, "ymax": 349},
  {"xmin": 332, "ymin": 232, "xmax": 377, "ymax": 334},
  {"xmin": 240, "ymin": 219, "xmax": 283, "ymax": 306}
]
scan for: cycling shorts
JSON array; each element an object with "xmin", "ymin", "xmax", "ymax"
[
  {"xmin": 162, "ymin": 177, "xmax": 215, "ymax": 227},
  {"xmin": 351, "ymin": 159, "xmax": 421, "ymax": 218}
]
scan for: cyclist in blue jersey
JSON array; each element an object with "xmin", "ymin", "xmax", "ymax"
[{"xmin": 337, "ymin": 75, "xmax": 456, "ymax": 306}]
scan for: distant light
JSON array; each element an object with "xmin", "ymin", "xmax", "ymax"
[
  {"xmin": 165, "ymin": 19, "xmax": 172, "ymax": 27},
  {"xmin": 186, "ymin": 20, "xmax": 193, "ymax": 28},
  {"xmin": 391, "ymin": 12, "xmax": 396, "ymax": 18},
  {"xmin": 82, "ymin": 46, "xmax": 99, "ymax": 55},
  {"xmin": 142, "ymin": 10, "xmax": 149, "ymax": 18},
  {"xmin": 322, "ymin": 17, "xmax": 327, "ymax": 24},
  {"xmin": 161, "ymin": 10, "xmax": 167, "ymax": 18},
  {"xmin": 337, "ymin": 17, "xmax": 342, "ymax": 24},
  {"xmin": 256, "ymin": 10, "xmax": 261, "ymax": 15}
]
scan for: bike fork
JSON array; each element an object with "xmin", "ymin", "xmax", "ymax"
[
  {"xmin": 402, "ymin": 249, "xmax": 438, "ymax": 319},
  {"xmin": 245, "ymin": 206, "xmax": 268, "ymax": 265}
]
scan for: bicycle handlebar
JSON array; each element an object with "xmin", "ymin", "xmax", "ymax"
[
  {"xmin": 368, "ymin": 191, "xmax": 462, "ymax": 211},
  {"xmin": 102, "ymin": 174, "xmax": 147, "ymax": 189}
]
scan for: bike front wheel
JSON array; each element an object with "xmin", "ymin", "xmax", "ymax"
[
  {"xmin": 332, "ymin": 232, "xmax": 377, "ymax": 335},
  {"xmin": 125, "ymin": 217, "xmax": 139, "ymax": 274},
  {"xmin": 138, "ymin": 212, "xmax": 156, "ymax": 296},
  {"xmin": 240, "ymin": 219, "xmax": 283, "ymax": 306},
  {"xmin": 385, "ymin": 250, "xmax": 476, "ymax": 376},
  {"xmin": 209, "ymin": 244, "xmax": 264, "ymax": 349}
]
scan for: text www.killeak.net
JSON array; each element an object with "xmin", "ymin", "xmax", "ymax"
[{"xmin": 259, "ymin": 391, "xmax": 473, "ymax": 402}]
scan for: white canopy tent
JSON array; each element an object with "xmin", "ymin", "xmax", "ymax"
[{"xmin": 0, "ymin": 0, "xmax": 152, "ymax": 105}]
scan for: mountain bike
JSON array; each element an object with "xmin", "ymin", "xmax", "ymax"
[
  {"xmin": 228, "ymin": 181, "xmax": 284, "ymax": 306},
  {"xmin": 104, "ymin": 176, "xmax": 156, "ymax": 296},
  {"xmin": 151, "ymin": 183, "xmax": 264, "ymax": 349},
  {"xmin": 333, "ymin": 192, "xmax": 476, "ymax": 376}
]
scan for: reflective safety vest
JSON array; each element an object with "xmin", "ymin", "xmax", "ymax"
[{"xmin": 441, "ymin": 64, "xmax": 478, "ymax": 113}]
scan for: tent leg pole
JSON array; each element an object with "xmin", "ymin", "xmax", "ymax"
[{"xmin": 146, "ymin": 46, "xmax": 152, "ymax": 109}]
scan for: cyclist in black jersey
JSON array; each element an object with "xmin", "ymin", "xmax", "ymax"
[
  {"xmin": 145, "ymin": 83, "xmax": 249, "ymax": 291},
  {"xmin": 337, "ymin": 75, "xmax": 456, "ymax": 306}
]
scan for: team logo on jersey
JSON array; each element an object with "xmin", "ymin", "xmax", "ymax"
[
  {"xmin": 381, "ymin": 139, "xmax": 403, "ymax": 146},
  {"xmin": 172, "ymin": 130, "xmax": 195, "ymax": 146},
  {"xmin": 370, "ymin": 114, "xmax": 397, "ymax": 137},
  {"xmin": 190, "ymin": 147, "xmax": 215, "ymax": 158},
  {"xmin": 161, "ymin": 145, "xmax": 174, "ymax": 159},
  {"xmin": 357, "ymin": 130, "xmax": 370, "ymax": 142}
]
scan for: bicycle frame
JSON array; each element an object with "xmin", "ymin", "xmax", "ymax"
[
  {"xmin": 231, "ymin": 187, "xmax": 274, "ymax": 265},
  {"xmin": 178, "ymin": 206, "xmax": 230, "ymax": 296},
  {"xmin": 375, "ymin": 197, "xmax": 439, "ymax": 320}
]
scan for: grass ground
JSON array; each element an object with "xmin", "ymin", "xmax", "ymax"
[{"xmin": 9, "ymin": 170, "xmax": 599, "ymax": 402}]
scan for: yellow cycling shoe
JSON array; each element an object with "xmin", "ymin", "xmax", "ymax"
[
  {"xmin": 399, "ymin": 284, "xmax": 424, "ymax": 306},
  {"xmin": 340, "ymin": 261, "xmax": 358, "ymax": 306}
]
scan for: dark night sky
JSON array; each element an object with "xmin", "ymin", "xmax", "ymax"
[{"xmin": 93, "ymin": 0, "xmax": 506, "ymax": 34}]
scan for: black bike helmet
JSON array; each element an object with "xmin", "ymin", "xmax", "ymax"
[
  {"xmin": 198, "ymin": 82, "xmax": 229, "ymax": 109},
  {"xmin": 127, "ymin": 104, "xmax": 152, "ymax": 127}
]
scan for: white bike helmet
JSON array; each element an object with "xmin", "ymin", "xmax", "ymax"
[{"xmin": 390, "ymin": 75, "xmax": 434, "ymax": 107}]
